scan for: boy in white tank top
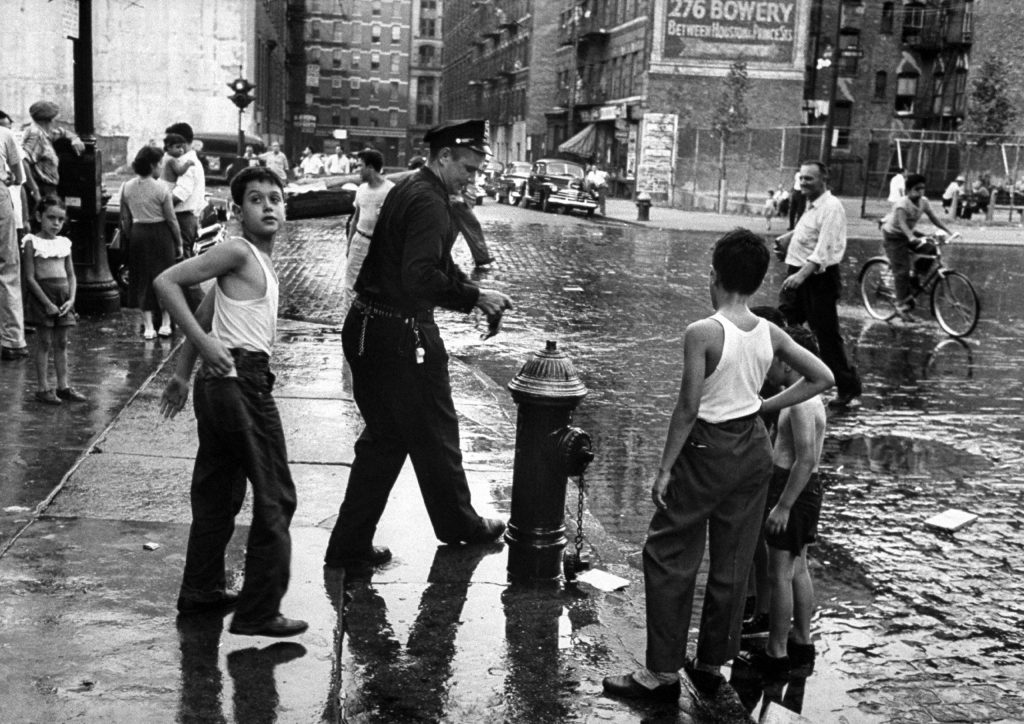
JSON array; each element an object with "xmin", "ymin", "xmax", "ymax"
[
  {"xmin": 604, "ymin": 229, "xmax": 834, "ymax": 701},
  {"xmin": 154, "ymin": 167, "xmax": 307, "ymax": 638}
]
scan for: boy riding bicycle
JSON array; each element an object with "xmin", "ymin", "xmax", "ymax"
[{"xmin": 880, "ymin": 173, "xmax": 954, "ymax": 318}]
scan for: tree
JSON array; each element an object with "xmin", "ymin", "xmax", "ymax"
[
  {"xmin": 712, "ymin": 61, "xmax": 751, "ymax": 212},
  {"xmin": 963, "ymin": 55, "xmax": 1017, "ymax": 148}
]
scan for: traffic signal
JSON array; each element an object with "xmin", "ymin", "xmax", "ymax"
[{"xmin": 227, "ymin": 77, "xmax": 255, "ymax": 110}]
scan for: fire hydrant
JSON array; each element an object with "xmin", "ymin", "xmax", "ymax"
[
  {"xmin": 506, "ymin": 341, "xmax": 593, "ymax": 583},
  {"xmin": 636, "ymin": 192, "xmax": 652, "ymax": 221}
]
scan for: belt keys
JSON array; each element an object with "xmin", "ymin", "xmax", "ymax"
[{"xmin": 412, "ymin": 323, "xmax": 425, "ymax": 364}]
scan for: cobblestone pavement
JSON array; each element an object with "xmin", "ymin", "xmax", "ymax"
[{"xmin": 278, "ymin": 204, "xmax": 1024, "ymax": 723}]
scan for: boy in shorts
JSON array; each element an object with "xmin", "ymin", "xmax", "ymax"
[
  {"xmin": 742, "ymin": 326, "xmax": 827, "ymax": 677},
  {"xmin": 603, "ymin": 229, "xmax": 834, "ymax": 702},
  {"xmin": 155, "ymin": 167, "xmax": 306, "ymax": 638}
]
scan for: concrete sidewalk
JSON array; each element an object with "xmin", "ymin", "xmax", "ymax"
[
  {"xmin": 0, "ymin": 319, "xmax": 762, "ymax": 723},
  {"xmin": 599, "ymin": 195, "xmax": 1024, "ymax": 246}
]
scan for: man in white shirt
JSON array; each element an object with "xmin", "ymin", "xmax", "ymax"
[
  {"xmin": 260, "ymin": 141, "xmax": 289, "ymax": 184},
  {"xmin": 887, "ymin": 167, "xmax": 906, "ymax": 205},
  {"xmin": 299, "ymin": 148, "xmax": 325, "ymax": 177},
  {"xmin": 344, "ymin": 148, "xmax": 394, "ymax": 308},
  {"xmin": 164, "ymin": 122, "xmax": 206, "ymax": 258},
  {"xmin": 325, "ymin": 147, "xmax": 351, "ymax": 175},
  {"xmin": 775, "ymin": 161, "xmax": 862, "ymax": 408},
  {"xmin": 585, "ymin": 163, "xmax": 610, "ymax": 215},
  {"xmin": 0, "ymin": 118, "xmax": 27, "ymax": 359}
]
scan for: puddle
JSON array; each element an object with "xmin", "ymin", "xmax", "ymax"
[{"xmin": 823, "ymin": 434, "xmax": 993, "ymax": 479}]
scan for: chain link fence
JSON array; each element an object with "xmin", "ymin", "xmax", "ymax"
[{"xmin": 670, "ymin": 126, "xmax": 1024, "ymax": 220}]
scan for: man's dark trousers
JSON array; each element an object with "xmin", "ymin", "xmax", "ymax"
[
  {"xmin": 177, "ymin": 210, "xmax": 199, "ymax": 257},
  {"xmin": 180, "ymin": 352, "xmax": 296, "ymax": 624},
  {"xmin": 326, "ymin": 307, "xmax": 483, "ymax": 559},
  {"xmin": 779, "ymin": 264, "xmax": 862, "ymax": 398}
]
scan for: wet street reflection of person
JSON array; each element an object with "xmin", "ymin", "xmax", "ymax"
[
  {"xmin": 324, "ymin": 119, "xmax": 513, "ymax": 569},
  {"xmin": 330, "ymin": 544, "xmax": 497, "ymax": 721}
]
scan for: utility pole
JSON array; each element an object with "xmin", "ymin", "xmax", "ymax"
[{"xmin": 62, "ymin": 0, "xmax": 120, "ymax": 313}]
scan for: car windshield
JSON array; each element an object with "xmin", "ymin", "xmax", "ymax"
[
  {"xmin": 545, "ymin": 163, "xmax": 583, "ymax": 178},
  {"xmin": 508, "ymin": 163, "xmax": 531, "ymax": 174}
]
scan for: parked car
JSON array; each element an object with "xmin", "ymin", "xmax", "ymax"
[
  {"xmin": 480, "ymin": 161, "xmax": 505, "ymax": 198},
  {"xmin": 496, "ymin": 161, "xmax": 532, "ymax": 205},
  {"xmin": 523, "ymin": 159, "xmax": 598, "ymax": 216},
  {"xmin": 194, "ymin": 132, "xmax": 267, "ymax": 185},
  {"xmin": 284, "ymin": 175, "xmax": 358, "ymax": 220}
]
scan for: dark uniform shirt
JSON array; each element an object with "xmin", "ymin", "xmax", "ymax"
[{"xmin": 355, "ymin": 167, "xmax": 480, "ymax": 314}]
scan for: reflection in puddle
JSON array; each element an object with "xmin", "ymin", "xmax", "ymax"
[{"xmin": 824, "ymin": 434, "xmax": 993, "ymax": 478}]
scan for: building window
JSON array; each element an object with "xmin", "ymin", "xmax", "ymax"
[
  {"xmin": 372, "ymin": 0, "xmax": 381, "ymax": 15},
  {"xmin": 931, "ymin": 59, "xmax": 946, "ymax": 115},
  {"xmin": 420, "ymin": 18, "xmax": 436, "ymax": 37},
  {"xmin": 389, "ymin": 110, "xmax": 399, "ymax": 127},
  {"xmin": 310, "ymin": 0, "xmax": 321, "ymax": 12},
  {"xmin": 310, "ymin": 19, "xmax": 321, "ymax": 40},
  {"xmin": 351, "ymin": 113, "xmax": 359, "ymax": 126},
  {"xmin": 333, "ymin": 49, "xmax": 344, "ymax": 68},
  {"xmin": 895, "ymin": 73, "xmax": 918, "ymax": 115},
  {"xmin": 307, "ymin": 47, "xmax": 321, "ymax": 63},
  {"xmin": 901, "ymin": 2, "xmax": 925, "ymax": 42},
  {"xmin": 352, "ymin": 51, "xmax": 361, "ymax": 69},
  {"xmin": 371, "ymin": 116, "xmax": 380, "ymax": 128},
  {"xmin": 352, "ymin": 23, "xmax": 362, "ymax": 43},
  {"xmin": 962, "ymin": 0, "xmax": 974, "ymax": 40},
  {"xmin": 372, "ymin": 24, "xmax": 381, "ymax": 42},
  {"xmin": 390, "ymin": 54, "xmax": 401, "ymax": 74},
  {"xmin": 418, "ymin": 44, "xmax": 435, "ymax": 66},
  {"xmin": 332, "ymin": 107, "xmax": 342, "ymax": 125},
  {"xmin": 371, "ymin": 79, "xmax": 380, "ymax": 96},
  {"xmin": 335, "ymin": 22, "xmax": 345, "ymax": 42},
  {"xmin": 421, "ymin": 0, "xmax": 436, "ymax": 9},
  {"xmin": 390, "ymin": 81, "xmax": 399, "ymax": 100},
  {"xmin": 954, "ymin": 53, "xmax": 968, "ymax": 114},
  {"xmin": 371, "ymin": 51, "xmax": 381, "ymax": 70},
  {"xmin": 837, "ymin": 34, "xmax": 860, "ymax": 76},
  {"xmin": 416, "ymin": 104, "xmax": 434, "ymax": 125},
  {"xmin": 880, "ymin": 2, "xmax": 894, "ymax": 34},
  {"xmin": 350, "ymin": 78, "xmax": 361, "ymax": 90},
  {"xmin": 391, "ymin": 26, "xmax": 401, "ymax": 42},
  {"xmin": 874, "ymin": 71, "xmax": 887, "ymax": 100},
  {"xmin": 833, "ymin": 103, "xmax": 853, "ymax": 149}
]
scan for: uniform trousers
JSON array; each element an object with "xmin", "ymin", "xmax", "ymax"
[
  {"xmin": 643, "ymin": 415, "xmax": 772, "ymax": 671},
  {"xmin": 180, "ymin": 350, "xmax": 296, "ymax": 624},
  {"xmin": 326, "ymin": 306, "xmax": 483, "ymax": 560},
  {"xmin": 779, "ymin": 264, "xmax": 862, "ymax": 399}
]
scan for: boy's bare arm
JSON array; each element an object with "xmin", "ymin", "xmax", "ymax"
[
  {"xmin": 652, "ymin": 320, "xmax": 711, "ymax": 509},
  {"xmin": 160, "ymin": 289, "xmax": 215, "ymax": 419},
  {"xmin": 154, "ymin": 241, "xmax": 248, "ymax": 378},
  {"xmin": 761, "ymin": 325, "xmax": 834, "ymax": 415},
  {"xmin": 765, "ymin": 404, "xmax": 818, "ymax": 536}
]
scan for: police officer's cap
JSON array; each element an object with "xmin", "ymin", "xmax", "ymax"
[{"xmin": 423, "ymin": 119, "xmax": 490, "ymax": 155}]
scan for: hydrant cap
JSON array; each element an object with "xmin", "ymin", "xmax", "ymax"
[
  {"xmin": 636, "ymin": 191, "xmax": 651, "ymax": 201},
  {"xmin": 508, "ymin": 340, "xmax": 588, "ymax": 401}
]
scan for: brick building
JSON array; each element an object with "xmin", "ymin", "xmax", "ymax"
[
  {"xmin": 440, "ymin": 0, "xmax": 561, "ymax": 164},
  {"xmin": 287, "ymin": 0, "xmax": 416, "ymax": 166}
]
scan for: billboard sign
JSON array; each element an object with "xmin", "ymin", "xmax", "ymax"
[{"xmin": 664, "ymin": 0, "xmax": 797, "ymax": 63}]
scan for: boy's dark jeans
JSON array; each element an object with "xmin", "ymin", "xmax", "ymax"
[{"xmin": 179, "ymin": 350, "xmax": 297, "ymax": 625}]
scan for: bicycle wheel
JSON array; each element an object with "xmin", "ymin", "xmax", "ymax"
[
  {"xmin": 859, "ymin": 258, "xmax": 898, "ymax": 320},
  {"xmin": 931, "ymin": 271, "xmax": 980, "ymax": 337}
]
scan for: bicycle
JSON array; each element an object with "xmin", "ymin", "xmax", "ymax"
[{"xmin": 858, "ymin": 231, "xmax": 980, "ymax": 337}]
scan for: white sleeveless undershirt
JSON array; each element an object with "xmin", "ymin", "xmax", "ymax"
[
  {"xmin": 698, "ymin": 313, "xmax": 773, "ymax": 424},
  {"xmin": 210, "ymin": 238, "xmax": 279, "ymax": 356}
]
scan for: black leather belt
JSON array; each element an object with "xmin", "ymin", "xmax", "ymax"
[{"xmin": 354, "ymin": 295, "xmax": 433, "ymax": 323}]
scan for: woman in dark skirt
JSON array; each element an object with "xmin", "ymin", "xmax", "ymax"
[{"xmin": 120, "ymin": 145, "xmax": 183, "ymax": 338}]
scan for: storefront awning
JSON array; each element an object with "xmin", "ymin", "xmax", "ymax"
[{"xmin": 558, "ymin": 124, "xmax": 597, "ymax": 158}]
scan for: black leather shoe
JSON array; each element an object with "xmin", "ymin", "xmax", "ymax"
[
  {"xmin": 177, "ymin": 591, "xmax": 239, "ymax": 616},
  {"xmin": 683, "ymin": 658, "xmax": 724, "ymax": 697},
  {"xmin": 229, "ymin": 614, "xmax": 308, "ymax": 638},
  {"xmin": 602, "ymin": 673, "xmax": 680, "ymax": 702},
  {"xmin": 324, "ymin": 545, "xmax": 392, "ymax": 569},
  {"xmin": 460, "ymin": 518, "xmax": 506, "ymax": 545},
  {"xmin": 1, "ymin": 346, "xmax": 28, "ymax": 361}
]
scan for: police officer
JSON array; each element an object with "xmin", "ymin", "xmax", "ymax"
[{"xmin": 325, "ymin": 119, "xmax": 513, "ymax": 569}]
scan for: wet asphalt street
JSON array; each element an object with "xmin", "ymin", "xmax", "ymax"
[
  {"xmin": 1, "ymin": 198, "xmax": 1022, "ymax": 722},
  {"xmin": 277, "ymin": 201, "xmax": 1024, "ymax": 721}
]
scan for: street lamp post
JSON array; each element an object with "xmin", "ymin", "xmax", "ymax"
[{"xmin": 62, "ymin": 0, "xmax": 120, "ymax": 314}]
